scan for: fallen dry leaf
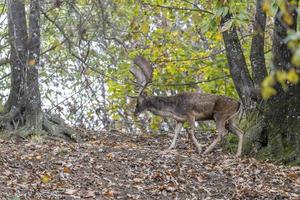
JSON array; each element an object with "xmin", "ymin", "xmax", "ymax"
[
  {"xmin": 65, "ymin": 189, "xmax": 77, "ymax": 195},
  {"xmin": 0, "ymin": 130, "xmax": 299, "ymax": 199}
]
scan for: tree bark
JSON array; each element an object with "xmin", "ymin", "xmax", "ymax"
[
  {"xmin": 250, "ymin": 0, "xmax": 267, "ymax": 86},
  {"xmin": 243, "ymin": 0, "xmax": 300, "ymax": 165},
  {"xmin": 242, "ymin": 0, "xmax": 268, "ymax": 154},
  {"xmin": 263, "ymin": 0, "xmax": 300, "ymax": 164},
  {"xmin": 1, "ymin": 0, "xmax": 78, "ymax": 141},
  {"xmin": 5, "ymin": 0, "xmax": 27, "ymax": 112},
  {"xmin": 26, "ymin": 0, "xmax": 42, "ymax": 129},
  {"xmin": 221, "ymin": 13, "xmax": 256, "ymax": 108}
]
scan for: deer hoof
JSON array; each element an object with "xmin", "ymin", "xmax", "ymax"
[{"xmin": 235, "ymin": 153, "xmax": 241, "ymax": 157}]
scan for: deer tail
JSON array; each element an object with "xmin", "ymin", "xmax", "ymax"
[{"xmin": 226, "ymin": 101, "xmax": 244, "ymax": 124}]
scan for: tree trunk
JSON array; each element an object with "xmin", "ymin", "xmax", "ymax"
[
  {"xmin": 241, "ymin": 0, "xmax": 268, "ymax": 153},
  {"xmin": 221, "ymin": 13, "xmax": 256, "ymax": 108},
  {"xmin": 243, "ymin": 0, "xmax": 300, "ymax": 165},
  {"xmin": 4, "ymin": 0, "xmax": 27, "ymax": 112},
  {"xmin": 263, "ymin": 0, "xmax": 300, "ymax": 164},
  {"xmin": 0, "ymin": 0, "xmax": 78, "ymax": 141},
  {"xmin": 26, "ymin": 0, "xmax": 42, "ymax": 129},
  {"xmin": 250, "ymin": 0, "xmax": 267, "ymax": 87}
]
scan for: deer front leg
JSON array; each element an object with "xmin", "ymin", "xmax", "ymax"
[
  {"xmin": 167, "ymin": 122, "xmax": 182, "ymax": 150},
  {"xmin": 188, "ymin": 115, "xmax": 202, "ymax": 154},
  {"xmin": 204, "ymin": 119, "xmax": 227, "ymax": 155}
]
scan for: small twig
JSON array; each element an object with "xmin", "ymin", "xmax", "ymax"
[
  {"xmin": 153, "ymin": 75, "xmax": 230, "ymax": 87},
  {"xmin": 0, "ymin": 73, "xmax": 10, "ymax": 81},
  {"xmin": 142, "ymin": 2, "xmax": 213, "ymax": 15},
  {"xmin": 40, "ymin": 39, "xmax": 67, "ymax": 56},
  {"xmin": 48, "ymin": 78, "xmax": 97, "ymax": 111},
  {"xmin": 152, "ymin": 49, "xmax": 226, "ymax": 63}
]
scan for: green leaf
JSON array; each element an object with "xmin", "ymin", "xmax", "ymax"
[
  {"xmin": 141, "ymin": 22, "xmax": 150, "ymax": 34},
  {"xmin": 220, "ymin": 19, "xmax": 233, "ymax": 32}
]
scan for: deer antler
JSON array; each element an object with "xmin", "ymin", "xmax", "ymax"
[{"xmin": 130, "ymin": 56, "xmax": 153, "ymax": 95}]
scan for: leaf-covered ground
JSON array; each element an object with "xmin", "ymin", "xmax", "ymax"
[{"xmin": 0, "ymin": 130, "xmax": 299, "ymax": 199}]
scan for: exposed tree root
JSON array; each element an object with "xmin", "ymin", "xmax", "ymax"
[
  {"xmin": 0, "ymin": 107, "xmax": 22, "ymax": 131},
  {"xmin": 42, "ymin": 114, "xmax": 78, "ymax": 142},
  {"xmin": 0, "ymin": 112, "xmax": 79, "ymax": 142}
]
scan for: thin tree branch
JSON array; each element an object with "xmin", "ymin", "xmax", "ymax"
[
  {"xmin": 152, "ymin": 49, "xmax": 225, "ymax": 63},
  {"xmin": 0, "ymin": 73, "xmax": 10, "ymax": 81},
  {"xmin": 41, "ymin": 39, "xmax": 67, "ymax": 56},
  {"xmin": 181, "ymin": 0, "xmax": 209, "ymax": 13},
  {"xmin": 153, "ymin": 75, "xmax": 230, "ymax": 87},
  {"xmin": 142, "ymin": 2, "xmax": 213, "ymax": 15},
  {"xmin": 48, "ymin": 78, "xmax": 98, "ymax": 112}
]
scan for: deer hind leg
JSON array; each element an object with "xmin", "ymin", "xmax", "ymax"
[
  {"xmin": 187, "ymin": 116, "xmax": 202, "ymax": 154},
  {"xmin": 204, "ymin": 118, "xmax": 227, "ymax": 155},
  {"xmin": 167, "ymin": 122, "xmax": 183, "ymax": 150},
  {"xmin": 227, "ymin": 120, "xmax": 244, "ymax": 157}
]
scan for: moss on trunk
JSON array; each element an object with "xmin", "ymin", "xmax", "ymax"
[{"xmin": 241, "ymin": 96, "xmax": 300, "ymax": 166}]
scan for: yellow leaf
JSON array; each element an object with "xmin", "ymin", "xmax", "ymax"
[
  {"xmin": 262, "ymin": 0, "xmax": 277, "ymax": 16},
  {"xmin": 172, "ymin": 31, "xmax": 179, "ymax": 37},
  {"xmin": 41, "ymin": 174, "xmax": 51, "ymax": 183},
  {"xmin": 141, "ymin": 22, "xmax": 149, "ymax": 34},
  {"xmin": 192, "ymin": 13, "xmax": 201, "ymax": 22},
  {"xmin": 215, "ymin": 32, "xmax": 223, "ymax": 41},
  {"xmin": 262, "ymin": 86, "xmax": 277, "ymax": 100},
  {"xmin": 191, "ymin": 36, "xmax": 199, "ymax": 43},
  {"xmin": 287, "ymin": 68, "xmax": 299, "ymax": 84},
  {"xmin": 53, "ymin": 39, "xmax": 61, "ymax": 50},
  {"xmin": 78, "ymin": 0, "xmax": 87, "ymax": 6},
  {"xmin": 262, "ymin": 0, "xmax": 270, "ymax": 13},
  {"xmin": 28, "ymin": 59, "xmax": 36, "ymax": 66},
  {"xmin": 283, "ymin": 14, "xmax": 293, "ymax": 26},
  {"xmin": 275, "ymin": 70, "xmax": 287, "ymax": 85},
  {"xmin": 261, "ymin": 75, "xmax": 275, "ymax": 87}
]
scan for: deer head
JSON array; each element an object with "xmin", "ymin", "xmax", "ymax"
[
  {"xmin": 130, "ymin": 56, "xmax": 153, "ymax": 116},
  {"xmin": 134, "ymin": 92, "xmax": 147, "ymax": 115}
]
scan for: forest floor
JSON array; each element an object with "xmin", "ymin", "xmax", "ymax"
[{"xmin": 0, "ymin": 129, "xmax": 299, "ymax": 200}]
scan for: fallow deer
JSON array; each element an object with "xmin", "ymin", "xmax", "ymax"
[{"xmin": 130, "ymin": 56, "xmax": 244, "ymax": 156}]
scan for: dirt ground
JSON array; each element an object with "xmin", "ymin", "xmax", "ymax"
[{"xmin": 0, "ymin": 129, "xmax": 299, "ymax": 199}]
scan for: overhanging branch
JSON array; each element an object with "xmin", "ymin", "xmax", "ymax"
[
  {"xmin": 154, "ymin": 75, "xmax": 230, "ymax": 87},
  {"xmin": 141, "ymin": 2, "xmax": 213, "ymax": 15}
]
